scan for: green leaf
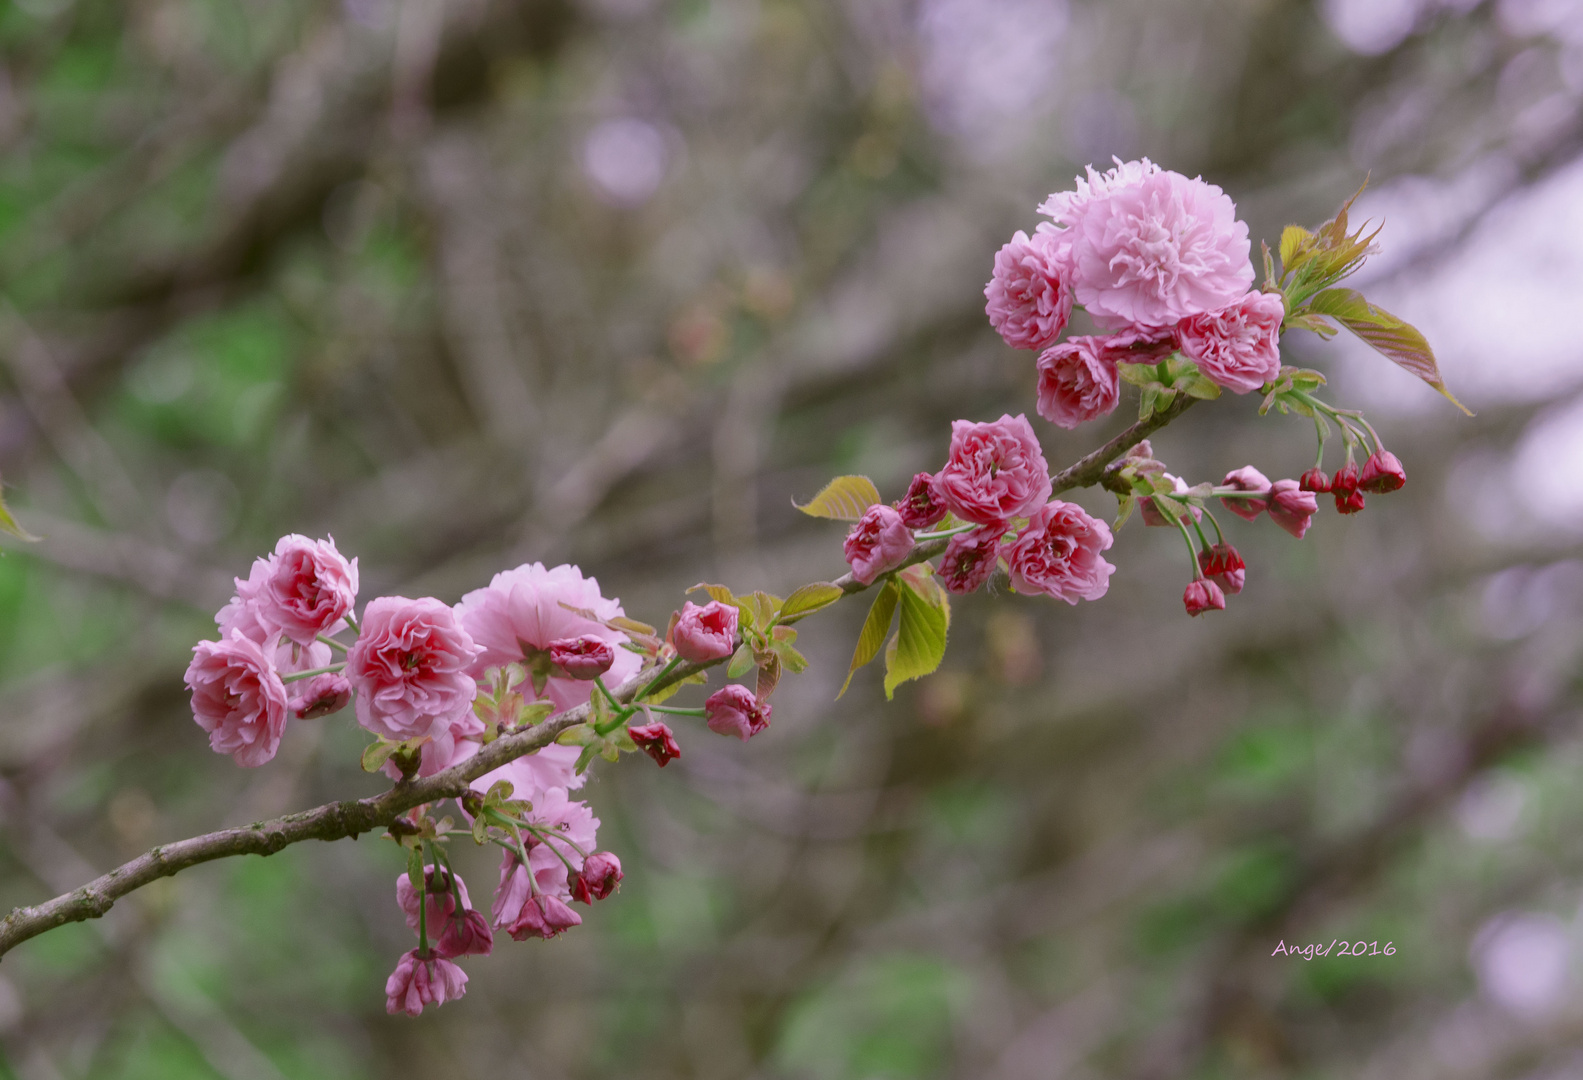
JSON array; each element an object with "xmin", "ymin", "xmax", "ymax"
[
  {"xmin": 1116, "ymin": 362, "xmax": 1157, "ymax": 388},
  {"xmin": 727, "ymin": 642, "xmax": 755, "ymax": 679},
  {"xmin": 556, "ymin": 724, "xmax": 595, "ymax": 746},
  {"xmin": 0, "ymin": 486, "xmax": 39, "ymax": 543},
  {"xmin": 1179, "ymin": 375, "xmax": 1223, "ymax": 401},
  {"xmin": 793, "ymin": 475, "xmax": 882, "ymax": 521},
  {"xmin": 360, "ymin": 739, "xmax": 398, "ymax": 774},
  {"xmin": 1307, "ymin": 288, "xmax": 1472, "ymax": 415},
  {"xmin": 518, "ymin": 701, "xmax": 555, "ymax": 727},
  {"xmin": 646, "ymin": 669, "xmax": 706, "ymax": 705},
  {"xmin": 1114, "ymin": 492, "xmax": 1137, "ymax": 531},
  {"xmin": 779, "ymin": 582, "xmax": 844, "ymax": 621},
  {"xmin": 406, "ymin": 844, "xmax": 424, "ymax": 894},
  {"xmin": 839, "ymin": 580, "xmax": 899, "ymax": 699},
  {"xmin": 1279, "ymin": 225, "xmax": 1311, "ymax": 271},
  {"xmin": 746, "ymin": 591, "xmax": 783, "ymax": 629},
  {"xmin": 882, "ymin": 580, "xmax": 950, "ymax": 700}
]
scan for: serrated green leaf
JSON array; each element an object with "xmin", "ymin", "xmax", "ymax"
[
  {"xmin": 518, "ymin": 700, "xmax": 555, "ymax": 727},
  {"xmin": 727, "ymin": 642, "xmax": 755, "ymax": 679},
  {"xmin": 556, "ymin": 724, "xmax": 595, "ymax": 746},
  {"xmin": 1116, "ymin": 362, "xmax": 1156, "ymax": 388},
  {"xmin": 1307, "ymin": 287, "xmax": 1471, "ymax": 415},
  {"xmin": 574, "ymin": 745, "xmax": 597, "ymax": 774},
  {"xmin": 361, "ymin": 739, "xmax": 398, "ymax": 773},
  {"xmin": 839, "ymin": 580, "xmax": 899, "ymax": 699},
  {"xmin": 1180, "ymin": 375, "xmax": 1222, "ymax": 400},
  {"xmin": 688, "ymin": 582, "xmax": 737, "ymax": 605},
  {"xmin": 747, "ymin": 591, "xmax": 782, "ymax": 629},
  {"xmin": 775, "ymin": 642, "xmax": 809, "ymax": 673},
  {"xmin": 1279, "ymin": 225, "xmax": 1311, "ymax": 271},
  {"xmin": 779, "ymin": 582, "xmax": 844, "ymax": 621},
  {"xmin": 471, "ymin": 814, "xmax": 488, "ymax": 844},
  {"xmin": 1283, "ymin": 312, "xmax": 1338, "ymax": 338},
  {"xmin": 882, "ymin": 580, "xmax": 949, "ymax": 700},
  {"xmin": 645, "ymin": 669, "xmax": 706, "ymax": 705},
  {"xmin": 793, "ymin": 475, "xmax": 882, "ymax": 521},
  {"xmin": 406, "ymin": 845, "xmax": 424, "ymax": 893}
]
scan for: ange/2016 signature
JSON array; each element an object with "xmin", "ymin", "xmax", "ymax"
[{"xmin": 1272, "ymin": 939, "xmax": 1397, "ymax": 960}]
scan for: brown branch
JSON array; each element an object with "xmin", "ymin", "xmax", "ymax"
[{"xmin": 0, "ymin": 395, "xmax": 1200, "ymax": 961}]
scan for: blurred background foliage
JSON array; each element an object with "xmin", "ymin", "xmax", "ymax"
[{"xmin": 2, "ymin": 0, "xmax": 1583, "ymax": 1077}]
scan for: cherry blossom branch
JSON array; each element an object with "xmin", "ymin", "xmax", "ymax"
[{"xmin": 0, "ymin": 394, "xmax": 1199, "ymax": 962}]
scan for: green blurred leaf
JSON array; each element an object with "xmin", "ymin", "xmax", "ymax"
[
  {"xmin": 882, "ymin": 577, "xmax": 949, "ymax": 700},
  {"xmin": 779, "ymin": 581, "xmax": 844, "ymax": 620}
]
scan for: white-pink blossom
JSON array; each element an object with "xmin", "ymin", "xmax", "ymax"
[
  {"xmin": 1035, "ymin": 336, "xmax": 1121, "ymax": 430},
  {"xmin": 186, "ymin": 631, "xmax": 290, "ymax": 767},
  {"xmin": 1176, "ymin": 290, "xmax": 1286, "ymax": 394},
  {"xmin": 984, "ymin": 226, "xmax": 1074, "ymax": 351},
  {"xmin": 217, "ymin": 535, "xmax": 358, "ymax": 647}
]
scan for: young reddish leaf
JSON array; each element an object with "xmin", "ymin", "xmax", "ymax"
[
  {"xmin": 793, "ymin": 475, "xmax": 882, "ymax": 521},
  {"xmin": 1307, "ymin": 288, "xmax": 1472, "ymax": 415},
  {"xmin": 839, "ymin": 580, "xmax": 899, "ymax": 699},
  {"xmin": 755, "ymin": 651, "xmax": 782, "ymax": 698}
]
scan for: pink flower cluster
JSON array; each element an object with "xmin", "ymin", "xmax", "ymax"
[
  {"xmin": 839, "ymin": 414, "xmax": 1115, "ymax": 605},
  {"xmin": 983, "ymin": 158, "xmax": 1285, "ymax": 430}
]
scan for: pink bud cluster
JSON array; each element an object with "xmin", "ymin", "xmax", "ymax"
[{"xmin": 985, "ymin": 158, "xmax": 1283, "ymax": 429}]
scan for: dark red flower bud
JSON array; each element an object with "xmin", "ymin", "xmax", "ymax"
[
  {"xmin": 548, "ymin": 635, "xmax": 615, "ymax": 680},
  {"xmin": 1331, "ymin": 464, "xmax": 1365, "ymax": 514},
  {"xmin": 571, "ymin": 852, "xmax": 623, "ymax": 904},
  {"xmin": 507, "ymin": 894, "xmax": 582, "ymax": 941},
  {"xmin": 938, "ymin": 526, "xmax": 1002, "ymax": 594},
  {"xmin": 896, "ymin": 472, "xmax": 948, "ymax": 530},
  {"xmin": 1183, "ymin": 579, "xmax": 1226, "ymax": 617},
  {"xmin": 1298, "ymin": 468, "xmax": 1331, "ymax": 494},
  {"xmin": 435, "ymin": 909, "xmax": 494, "ymax": 958},
  {"xmin": 1358, "ymin": 450, "xmax": 1406, "ymax": 494},
  {"xmin": 1196, "ymin": 544, "xmax": 1245, "ymax": 595},
  {"xmin": 628, "ymin": 721, "xmax": 681, "ymax": 766}
]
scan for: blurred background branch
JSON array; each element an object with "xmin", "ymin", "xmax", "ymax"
[{"xmin": 1, "ymin": 0, "xmax": 1582, "ymax": 1078}]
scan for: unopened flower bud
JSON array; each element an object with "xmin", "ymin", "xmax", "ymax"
[
  {"xmin": 291, "ymin": 672, "xmax": 351, "ymax": 719},
  {"xmin": 704, "ymin": 684, "xmax": 771, "ymax": 741},
  {"xmin": 1331, "ymin": 464, "xmax": 1365, "ymax": 514},
  {"xmin": 1196, "ymin": 544, "xmax": 1245, "ymax": 595},
  {"xmin": 1183, "ymin": 579, "xmax": 1226, "ymax": 617},
  {"xmin": 896, "ymin": 472, "xmax": 947, "ymax": 530},
  {"xmin": 628, "ymin": 721, "xmax": 681, "ymax": 766},
  {"xmin": 547, "ymin": 635, "xmax": 615, "ymax": 680},
  {"xmin": 506, "ymin": 894, "xmax": 582, "ymax": 941},
  {"xmin": 571, "ymin": 852, "xmax": 623, "ymax": 903},
  {"xmin": 436, "ymin": 909, "xmax": 494, "ymax": 959},
  {"xmin": 1358, "ymin": 450, "xmax": 1406, "ymax": 494},
  {"xmin": 1266, "ymin": 479, "xmax": 1318, "ymax": 539},
  {"xmin": 843, "ymin": 504, "xmax": 914, "ymax": 585},
  {"xmin": 1219, "ymin": 466, "xmax": 1271, "ymax": 521},
  {"xmin": 1140, "ymin": 474, "xmax": 1201, "ymax": 527},
  {"xmin": 1298, "ymin": 468, "xmax": 1331, "ymax": 494},
  {"xmin": 671, "ymin": 601, "xmax": 738, "ymax": 663}
]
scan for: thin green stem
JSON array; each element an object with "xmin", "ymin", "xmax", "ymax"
[
  {"xmin": 344, "ymin": 612, "xmax": 360, "ymax": 634},
  {"xmin": 911, "ymin": 522, "xmax": 978, "ymax": 541},
  {"xmin": 282, "ymin": 663, "xmax": 346, "ymax": 683},
  {"xmin": 416, "ymin": 845, "xmax": 430, "ymax": 955},
  {"xmin": 643, "ymin": 704, "xmax": 706, "ymax": 717},
  {"xmin": 1175, "ymin": 518, "xmax": 1203, "ymax": 579},
  {"xmin": 1203, "ymin": 506, "xmax": 1226, "ymax": 546},
  {"xmin": 635, "ymin": 657, "xmax": 681, "ymax": 701},
  {"xmin": 1190, "ymin": 514, "xmax": 1211, "ymax": 551},
  {"xmin": 317, "ymin": 634, "xmax": 349, "ymax": 654}
]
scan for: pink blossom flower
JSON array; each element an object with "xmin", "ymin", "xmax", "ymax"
[
  {"xmin": 454, "ymin": 740, "xmax": 586, "ymax": 808},
  {"xmin": 436, "ymin": 909, "xmax": 494, "ymax": 959},
  {"xmin": 217, "ymin": 535, "xmax": 358, "ymax": 647},
  {"xmin": 346, "ymin": 598, "xmax": 482, "ymax": 764},
  {"xmin": 843, "ymin": 504, "xmax": 914, "ymax": 585},
  {"xmin": 1038, "ymin": 157, "xmax": 1163, "ymax": 226},
  {"xmin": 896, "ymin": 472, "xmax": 947, "ymax": 529},
  {"xmin": 1220, "ymin": 466, "xmax": 1272, "ymax": 521},
  {"xmin": 186, "ymin": 632, "xmax": 290, "ymax": 768},
  {"xmin": 1266, "ymin": 479, "xmax": 1318, "ymax": 538},
  {"xmin": 984, "ymin": 226, "xmax": 1074, "ymax": 351},
  {"xmin": 670, "ymin": 601, "xmax": 738, "ymax": 663},
  {"xmin": 1183, "ymin": 579, "xmax": 1226, "ymax": 617},
  {"xmin": 933, "ymin": 414, "xmax": 1052, "ymax": 527},
  {"xmin": 490, "ymin": 787, "xmax": 599, "ymax": 918},
  {"xmin": 454, "ymin": 563, "xmax": 642, "ymax": 714},
  {"xmin": 571, "ymin": 852, "xmax": 623, "ymax": 903},
  {"xmin": 1139, "ymin": 474, "xmax": 1202, "ymax": 527},
  {"xmin": 1176, "ymin": 291, "xmax": 1285, "ymax": 394},
  {"xmin": 939, "ymin": 526, "xmax": 1003, "ymax": 594},
  {"xmin": 1002, "ymin": 501, "xmax": 1115, "ymax": 604},
  {"xmin": 1197, "ymin": 544, "xmax": 1246, "ymax": 595},
  {"xmin": 1057, "ymin": 163, "xmax": 1254, "ymax": 331},
  {"xmin": 397, "ymin": 868, "xmax": 494, "ymax": 958},
  {"xmin": 548, "ymin": 635, "xmax": 615, "ymax": 681},
  {"xmin": 385, "ymin": 950, "xmax": 468, "ymax": 1017},
  {"xmin": 289, "ymin": 673, "xmax": 350, "ymax": 720},
  {"xmin": 1359, "ymin": 450, "xmax": 1406, "ymax": 493},
  {"xmin": 628, "ymin": 721, "xmax": 681, "ymax": 766},
  {"xmin": 1035, "ymin": 337, "xmax": 1121, "ymax": 430},
  {"xmin": 704, "ymin": 684, "xmax": 771, "ymax": 741}
]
